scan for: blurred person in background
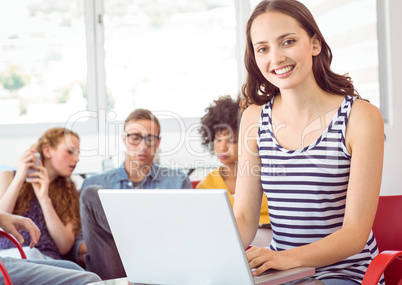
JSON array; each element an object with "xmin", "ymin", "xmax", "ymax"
[{"xmin": 197, "ymin": 95, "xmax": 270, "ymax": 225}]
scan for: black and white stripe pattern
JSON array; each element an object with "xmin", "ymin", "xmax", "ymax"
[{"xmin": 257, "ymin": 95, "xmax": 383, "ymax": 284}]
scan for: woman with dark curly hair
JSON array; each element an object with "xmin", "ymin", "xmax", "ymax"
[
  {"xmin": 198, "ymin": 95, "xmax": 269, "ymax": 225},
  {"xmin": 0, "ymin": 128, "xmax": 81, "ymax": 260}
]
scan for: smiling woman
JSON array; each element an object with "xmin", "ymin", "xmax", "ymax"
[
  {"xmin": 250, "ymin": 0, "xmax": 381, "ymax": 108},
  {"xmin": 234, "ymin": 0, "xmax": 384, "ymax": 284},
  {"xmin": 251, "ymin": 11, "xmax": 322, "ymax": 92},
  {"xmin": 0, "ymin": 127, "xmax": 82, "ymax": 261}
]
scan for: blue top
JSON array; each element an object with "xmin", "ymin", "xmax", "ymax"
[
  {"xmin": 81, "ymin": 163, "xmax": 192, "ymax": 190},
  {"xmin": 0, "ymin": 172, "xmax": 65, "ymax": 259},
  {"xmin": 0, "ymin": 196, "xmax": 63, "ymax": 259}
]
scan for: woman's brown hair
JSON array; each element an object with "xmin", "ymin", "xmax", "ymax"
[
  {"xmin": 241, "ymin": 0, "xmax": 360, "ymax": 111},
  {"xmin": 13, "ymin": 128, "xmax": 81, "ymax": 234}
]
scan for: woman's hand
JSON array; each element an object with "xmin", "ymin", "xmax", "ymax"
[
  {"xmin": 246, "ymin": 246, "xmax": 291, "ymax": 276},
  {"xmin": 0, "ymin": 213, "xmax": 41, "ymax": 248},
  {"xmin": 14, "ymin": 150, "xmax": 39, "ymax": 182},
  {"xmin": 30, "ymin": 166, "xmax": 50, "ymax": 201}
]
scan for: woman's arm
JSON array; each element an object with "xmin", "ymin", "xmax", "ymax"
[
  {"xmin": 0, "ymin": 150, "xmax": 38, "ymax": 213},
  {"xmin": 39, "ymin": 198, "xmax": 76, "ymax": 254},
  {"xmin": 0, "ymin": 212, "xmax": 41, "ymax": 248},
  {"xmin": 247, "ymin": 99, "xmax": 384, "ymax": 275},
  {"xmin": 234, "ymin": 104, "xmax": 265, "ymax": 248},
  {"xmin": 30, "ymin": 167, "xmax": 76, "ymax": 254},
  {"xmin": 0, "ymin": 171, "xmax": 22, "ymax": 213}
]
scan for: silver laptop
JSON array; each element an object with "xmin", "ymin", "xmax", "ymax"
[{"xmin": 99, "ymin": 189, "xmax": 314, "ymax": 285}]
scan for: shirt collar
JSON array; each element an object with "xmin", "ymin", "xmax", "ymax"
[
  {"xmin": 117, "ymin": 164, "xmax": 129, "ymax": 181},
  {"xmin": 119, "ymin": 162, "xmax": 160, "ymax": 182}
]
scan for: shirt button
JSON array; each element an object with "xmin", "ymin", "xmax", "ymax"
[{"xmin": 128, "ymin": 182, "xmax": 133, "ymax": 187}]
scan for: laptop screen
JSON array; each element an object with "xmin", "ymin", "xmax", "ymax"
[{"xmin": 99, "ymin": 189, "xmax": 314, "ymax": 285}]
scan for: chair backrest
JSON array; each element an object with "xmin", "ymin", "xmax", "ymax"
[
  {"xmin": 0, "ymin": 230, "xmax": 27, "ymax": 285},
  {"xmin": 0, "ymin": 231, "xmax": 27, "ymax": 259},
  {"xmin": 0, "ymin": 260, "xmax": 12, "ymax": 285},
  {"xmin": 372, "ymin": 195, "xmax": 402, "ymax": 284}
]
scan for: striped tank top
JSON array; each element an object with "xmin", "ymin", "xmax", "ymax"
[{"xmin": 257, "ymin": 95, "xmax": 383, "ymax": 284}]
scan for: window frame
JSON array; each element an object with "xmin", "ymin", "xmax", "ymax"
[
  {"xmin": 0, "ymin": 0, "xmax": 249, "ymax": 138},
  {"xmin": 377, "ymin": 0, "xmax": 391, "ymax": 123},
  {"xmin": 0, "ymin": 0, "xmax": 388, "ymax": 138}
]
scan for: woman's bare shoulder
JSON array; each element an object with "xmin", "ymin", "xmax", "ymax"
[
  {"xmin": 0, "ymin": 171, "xmax": 14, "ymax": 181},
  {"xmin": 0, "ymin": 171, "xmax": 15, "ymax": 193},
  {"xmin": 241, "ymin": 104, "xmax": 264, "ymax": 124},
  {"xmin": 349, "ymin": 99, "xmax": 384, "ymax": 127},
  {"xmin": 346, "ymin": 98, "xmax": 384, "ymax": 149}
]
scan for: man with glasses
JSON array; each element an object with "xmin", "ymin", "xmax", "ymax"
[{"xmin": 79, "ymin": 109, "xmax": 192, "ymax": 279}]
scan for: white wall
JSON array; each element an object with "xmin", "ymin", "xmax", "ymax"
[{"xmin": 380, "ymin": 0, "xmax": 402, "ymax": 195}]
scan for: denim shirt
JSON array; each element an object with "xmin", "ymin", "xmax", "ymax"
[{"xmin": 81, "ymin": 163, "xmax": 192, "ymax": 190}]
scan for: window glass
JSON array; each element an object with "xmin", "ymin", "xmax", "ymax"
[
  {"xmin": 0, "ymin": 0, "xmax": 88, "ymax": 125},
  {"xmin": 103, "ymin": 0, "xmax": 238, "ymax": 120},
  {"xmin": 249, "ymin": 0, "xmax": 380, "ymax": 107}
]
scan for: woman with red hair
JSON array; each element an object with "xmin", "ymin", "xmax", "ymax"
[{"xmin": 0, "ymin": 128, "xmax": 81, "ymax": 260}]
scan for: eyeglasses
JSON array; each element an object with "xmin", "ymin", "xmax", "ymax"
[{"xmin": 124, "ymin": 132, "xmax": 160, "ymax": 147}]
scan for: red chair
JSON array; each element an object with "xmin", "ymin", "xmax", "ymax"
[
  {"xmin": 191, "ymin": 180, "xmax": 200, "ymax": 189},
  {"xmin": 0, "ymin": 230, "xmax": 27, "ymax": 285},
  {"xmin": 362, "ymin": 195, "xmax": 402, "ymax": 285}
]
